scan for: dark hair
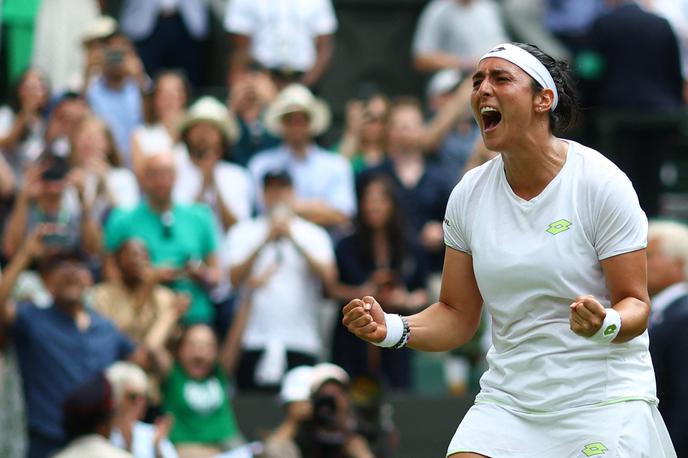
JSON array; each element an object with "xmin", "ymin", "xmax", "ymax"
[
  {"xmin": 513, "ymin": 43, "xmax": 581, "ymax": 134},
  {"xmin": 10, "ymin": 68, "xmax": 50, "ymax": 114},
  {"xmin": 354, "ymin": 175, "xmax": 407, "ymax": 268},
  {"xmin": 62, "ymin": 374, "xmax": 114, "ymax": 441}
]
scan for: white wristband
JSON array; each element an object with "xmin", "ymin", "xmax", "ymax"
[
  {"xmin": 588, "ymin": 308, "xmax": 622, "ymax": 344},
  {"xmin": 373, "ymin": 313, "xmax": 404, "ymax": 348}
]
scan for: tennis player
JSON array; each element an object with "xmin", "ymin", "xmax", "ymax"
[{"xmin": 342, "ymin": 43, "xmax": 677, "ymax": 457}]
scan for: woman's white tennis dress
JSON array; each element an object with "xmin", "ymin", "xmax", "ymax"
[{"xmin": 443, "ymin": 141, "xmax": 676, "ymax": 457}]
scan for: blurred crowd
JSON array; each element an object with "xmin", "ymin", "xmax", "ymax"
[{"xmin": 1, "ymin": 0, "xmax": 688, "ymax": 457}]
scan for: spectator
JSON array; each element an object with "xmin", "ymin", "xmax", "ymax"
[
  {"xmin": 412, "ymin": 0, "xmax": 509, "ymax": 74},
  {"xmin": 224, "ymin": 0, "xmax": 337, "ymax": 89},
  {"xmin": 329, "ymin": 176, "xmax": 427, "ymax": 388},
  {"xmin": 32, "ymin": 0, "xmax": 100, "ymax": 93},
  {"xmin": 131, "ymin": 70, "xmax": 189, "ymax": 176},
  {"xmin": 68, "ymin": 116, "xmax": 140, "ymax": 222},
  {"xmin": 174, "ymin": 96, "xmax": 253, "ymax": 233},
  {"xmin": 81, "ymin": 16, "xmax": 121, "ymax": 88},
  {"xmin": 424, "ymin": 69, "xmax": 480, "ymax": 186},
  {"xmin": 54, "ymin": 374, "xmax": 133, "ymax": 458},
  {"xmin": 44, "ymin": 91, "xmax": 91, "ymax": 154},
  {"xmin": 360, "ymin": 98, "xmax": 453, "ymax": 297},
  {"xmin": 224, "ymin": 170, "xmax": 336, "ymax": 392},
  {"xmin": 0, "ymin": 228, "xmax": 144, "ymax": 458},
  {"xmin": 86, "ymin": 31, "xmax": 146, "ymax": 165},
  {"xmin": 544, "ymin": 0, "xmax": 604, "ymax": 54},
  {"xmin": 93, "ymin": 239, "xmax": 186, "ymax": 349},
  {"xmin": 119, "ymin": 0, "xmax": 210, "ymax": 86},
  {"xmin": 0, "ymin": 68, "xmax": 50, "ymax": 180},
  {"xmin": 106, "ymin": 362, "xmax": 177, "ymax": 458},
  {"xmin": 228, "ymin": 67, "xmax": 280, "ymax": 166},
  {"xmin": 582, "ymin": 0, "xmax": 684, "ymax": 217},
  {"xmin": 646, "ymin": 220, "xmax": 688, "ymax": 457},
  {"xmin": 152, "ymin": 323, "xmax": 243, "ymax": 456},
  {"xmin": 265, "ymin": 365, "xmax": 316, "ymax": 450},
  {"xmin": 2, "ymin": 153, "xmax": 103, "ymax": 260},
  {"xmin": 337, "ymin": 93, "xmax": 390, "ymax": 174},
  {"xmin": 249, "ymin": 84, "xmax": 356, "ymax": 230},
  {"xmin": 500, "ymin": 0, "xmax": 570, "ymax": 61},
  {"xmin": 263, "ymin": 363, "xmax": 375, "ymax": 458},
  {"xmin": 105, "ymin": 153, "xmax": 220, "ymax": 325}
]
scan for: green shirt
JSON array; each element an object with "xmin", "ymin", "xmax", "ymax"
[
  {"xmin": 163, "ymin": 363, "xmax": 240, "ymax": 445},
  {"xmin": 105, "ymin": 202, "xmax": 218, "ymax": 324}
]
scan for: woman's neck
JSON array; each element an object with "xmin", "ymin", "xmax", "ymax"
[{"xmin": 501, "ymin": 135, "xmax": 568, "ymax": 201}]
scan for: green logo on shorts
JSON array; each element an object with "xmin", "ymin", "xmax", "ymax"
[
  {"xmin": 582, "ymin": 442, "xmax": 608, "ymax": 456},
  {"xmin": 603, "ymin": 324, "xmax": 617, "ymax": 336},
  {"xmin": 546, "ymin": 219, "xmax": 572, "ymax": 235}
]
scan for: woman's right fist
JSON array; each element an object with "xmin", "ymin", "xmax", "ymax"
[{"xmin": 341, "ymin": 296, "xmax": 387, "ymax": 344}]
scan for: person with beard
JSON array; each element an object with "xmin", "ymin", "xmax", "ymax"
[{"xmin": 0, "ymin": 226, "xmax": 146, "ymax": 458}]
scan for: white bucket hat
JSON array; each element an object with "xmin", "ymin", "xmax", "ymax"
[
  {"xmin": 179, "ymin": 96, "xmax": 241, "ymax": 144},
  {"xmin": 264, "ymin": 84, "xmax": 331, "ymax": 137}
]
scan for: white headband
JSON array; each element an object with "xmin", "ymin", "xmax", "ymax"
[{"xmin": 479, "ymin": 43, "xmax": 559, "ymax": 111}]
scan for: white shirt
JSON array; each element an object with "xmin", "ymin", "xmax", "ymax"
[
  {"xmin": 413, "ymin": 0, "xmax": 509, "ymax": 60},
  {"xmin": 224, "ymin": 216, "xmax": 334, "ymax": 355},
  {"xmin": 111, "ymin": 422, "xmax": 178, "ymax": 458},
  {"xmin": 224, "ymin": 0, "xmax": 337, "ymax": 72},
  {"xmin": 173, "ymin": 153, "xmax": 254, "ymax": 224},
  {"xmin": 54, "ymin": 435, "xmax": 133, "ymax": 458},
  {"xmin": 132, "ymin": 124, "xmax": 175, "ymax": 156},
  {"xmin": 443, "ymin": 140, "xmax": 655, "ymax": 412}
]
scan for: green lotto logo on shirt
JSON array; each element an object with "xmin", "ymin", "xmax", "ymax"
[
  {"xmin": 581, "ymin": 442, "xmax": 608, "ymax": 456},
  {"xmin": 546, "ymin": 219, "xmax": 572, "ymax": 235}
]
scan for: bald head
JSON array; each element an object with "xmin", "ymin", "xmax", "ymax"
[{"xmin": 141, "ymin": 152, "xmax": 176, "ymax": 210}]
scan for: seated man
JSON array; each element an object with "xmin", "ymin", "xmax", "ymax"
[
  {"xmin": 0, "ymin": 227, "xmax": 144, "ymax": 458},
  {"xmin": 105, "ymin": 153, "xmax": 220, "ymax": 325}
]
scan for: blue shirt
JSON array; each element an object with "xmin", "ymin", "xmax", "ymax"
[
  {"xmin": 87, "ymin": 76, "xmax": 143, "ymax": 165},
  {"xmin": 11, "ymin": 303, "xmax": 135, "ymax": 441},
  {"xmin": 248, "ymin": 143, "xmax": 356, "ymax": 217}
]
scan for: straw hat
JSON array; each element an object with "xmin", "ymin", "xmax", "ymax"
[
  {"xmin": 264, "ymin": 84, "xmax": 331, "ymax": 137},
  {"xmin": 179, "ymin": 96, "xmax": 241, "ymax": 144},
  {"xmin": 82, "ymin": 16, "xmax": 118, "ymax": 44}
]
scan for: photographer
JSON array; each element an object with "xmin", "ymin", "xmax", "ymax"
[
  {"xmin": 263, "ymin": 363, "xmax": 374, "ymax": 458},
  {"xmin": 223, "ymin": 170, "xmax": 336, "ymax": 392},
  {"xmin": 2, "ymin": 151, "xmax": 103, "ymax": 260},
  {"xmin": 86, "ymin": 30, "xmax": 146, "ymax": 165}
]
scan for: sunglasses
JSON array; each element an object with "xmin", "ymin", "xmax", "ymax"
[{"xmin": 125, "ymin": 391, "xmax": 146, "ymax": 402}]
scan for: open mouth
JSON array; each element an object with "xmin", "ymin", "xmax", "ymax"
[{"xmin": 480, "ymin": 106, "xmax": 502, "ymax": 132}]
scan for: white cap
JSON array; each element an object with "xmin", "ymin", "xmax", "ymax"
[
  {"xmin": 309, "ymin": 363, "xmax": 350, "ymax": 394},
  {"xmin": 279, "ymin": 366, "xmax": 315, "ymax": 404},
  {"xmin": 426, "ymin": 69, "xmax": 462, "ymax": 98}
]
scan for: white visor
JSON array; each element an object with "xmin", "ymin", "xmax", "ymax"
[{"xmin": 479, "ymin": 43, "xmax": 559, "ymax": 111}]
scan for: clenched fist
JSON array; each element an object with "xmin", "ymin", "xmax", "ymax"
[{"xmin": 342, "ymin": 296, "xmax": 387, "ymax": 344}]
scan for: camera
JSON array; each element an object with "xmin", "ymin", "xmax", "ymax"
[
  {"xmin": 104, "ymin": 48, "xmax": 125, "ymax": 68},
  {"xmin": 41, "ymin": 154, "xmax": 71, "ymax": 182},
  {"xmin": 312, "ymin": 394, "xmax": 338, "ymax": 429}
]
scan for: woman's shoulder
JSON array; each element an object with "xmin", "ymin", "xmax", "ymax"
[{"xmin": 567, "ymin": 140, "xmax": 627, "ymax": 183}]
